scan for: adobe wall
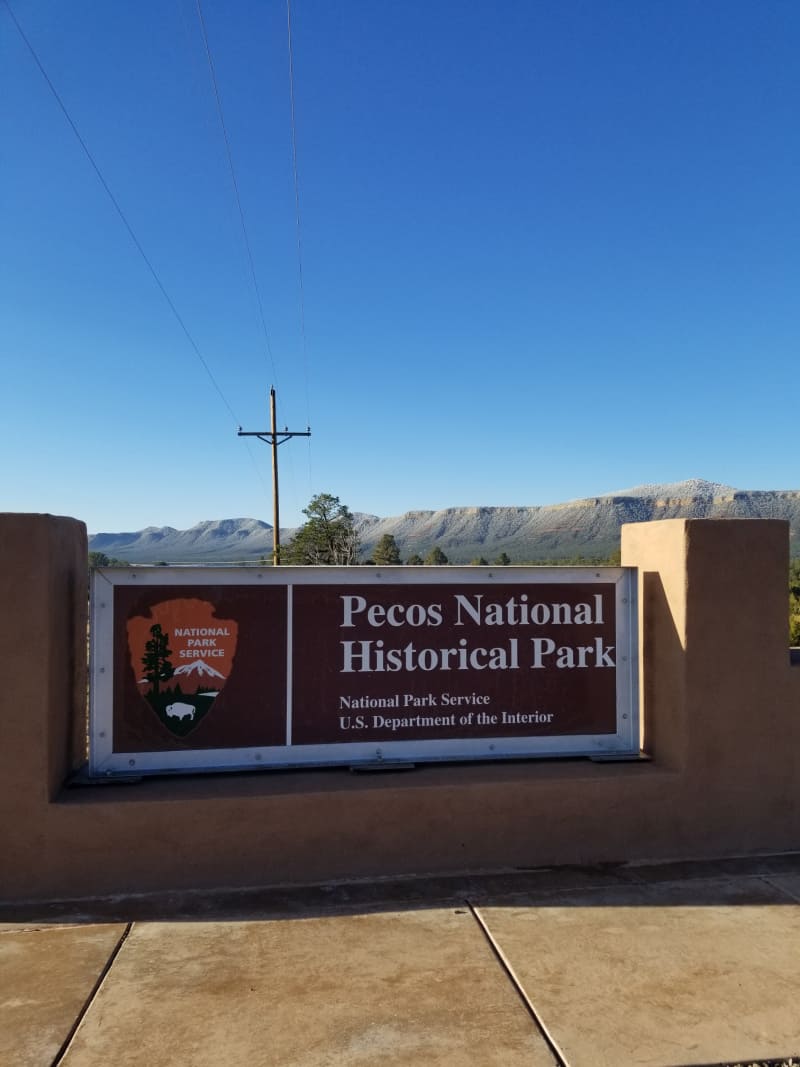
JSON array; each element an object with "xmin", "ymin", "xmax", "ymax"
[{"xmin": 1, "ymin": 514, "xmax": 798, "ymax": 903}]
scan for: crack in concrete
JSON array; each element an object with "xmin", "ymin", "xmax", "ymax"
[
  {"xmin": 50, "ymin": 922, "xmax": 132, "ymax": 1067},
  {"xmin": 467, "ymin": 901, "xmax": 567, "ymax": 1067}
]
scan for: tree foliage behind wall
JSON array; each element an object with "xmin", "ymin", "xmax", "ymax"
[
  {"xmin": 372, "ymin": 534, "xmax": 402, "ymax": 566},
  {"xmin": 284, "ymin": 493, "xmax": 360, "ymax": 565},
  {"xmin": 790, "ymin": 558, "xmax": 800, "ymax": 646},
  {"xmin": 89, "ymin": 551, "xmax": 130, "ymax": 570}
]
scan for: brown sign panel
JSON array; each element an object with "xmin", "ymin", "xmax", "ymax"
[
  {"xmin": 90, "ymin": 567, "xmax": 638, "ymax": 776},
  {"xmin": 291, "ymin": 583, "xmax": 618, "ymax": 745}
]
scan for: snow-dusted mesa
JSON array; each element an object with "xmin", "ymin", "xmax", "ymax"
[
  {"xmin": 91, "ymin": 479, "xmax": 800, "ymax": 564},
  {"xmin": 598, "ymin": 478, "xmax": 739, "ymax": 500},
  {"xmin": 173, "ymin": 659, "xmax": 226, "ymax": 681}
]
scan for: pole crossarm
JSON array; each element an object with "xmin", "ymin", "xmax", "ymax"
[
  {"xmin": 237, "ymin": 387, "xmax": 311, "ymax": 566},
  {"xmin": 238, "ymin": 430, "xmax": 311, "ymax": 446}
]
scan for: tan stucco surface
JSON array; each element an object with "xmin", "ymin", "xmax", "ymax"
[{"xmin": 1, "ymin": 514, "xmax": 799, "ymax": 903}]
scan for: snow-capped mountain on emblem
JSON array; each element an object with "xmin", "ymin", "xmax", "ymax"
[{"xmin": 172, "ymin": 659, "xmax": 226, "ymax": 682}]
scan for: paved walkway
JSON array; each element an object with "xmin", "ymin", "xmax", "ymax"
[{"xmin": 3, "ymin": 853, "xmax": 800, "ymax": 1067}]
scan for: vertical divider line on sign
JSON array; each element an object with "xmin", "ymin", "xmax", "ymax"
[{"xmin": 286, "ymin": 583, "xmax": 293, "ymax": 745}]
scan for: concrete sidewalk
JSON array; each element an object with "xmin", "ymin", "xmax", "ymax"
[{"xmin": 2, "ymin": 853, "xmax": 800, "ymax": 1067}]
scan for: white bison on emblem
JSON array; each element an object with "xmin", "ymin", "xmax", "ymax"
[{"xmin": 165, "ymin": 701, "xmax": 195, "ymax": 722}]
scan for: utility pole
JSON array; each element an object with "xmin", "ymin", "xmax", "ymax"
[{"xmin": 238, "ymin": 387, "xmax": 311, "ymax": 565}]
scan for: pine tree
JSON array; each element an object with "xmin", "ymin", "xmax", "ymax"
[
  {"xmin": 424, "ymin": 546, "xmax": 449, "ymax": 565},
  {"xmin": 373, "ymin": 534, "xmax": 402, "ymax": 566},
  {"xmin": 284, "ymin": 493, "xmax": 360, "ymax": 565}
]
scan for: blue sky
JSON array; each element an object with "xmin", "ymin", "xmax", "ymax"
[{"xmin": 2, "ymin": 0, "xmax": 798, "ymax": 534}]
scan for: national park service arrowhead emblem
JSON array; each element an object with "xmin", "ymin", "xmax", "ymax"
[{"xmin": 127, "ymin": 599, "xmax": 239, "ymax": 736}]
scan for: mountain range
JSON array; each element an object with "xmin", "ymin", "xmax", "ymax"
[
  {"xmin": 89, "ymin": 479, "xmax": 800, "ymax": 564},
  {"xmin": 89, "ymin": 482, "xmax": 800, "ymax": 567}
]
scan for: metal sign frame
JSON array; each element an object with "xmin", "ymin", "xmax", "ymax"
[{"xmin": 90, "ymin": 565, "xmax": 639, "ymax": 777}]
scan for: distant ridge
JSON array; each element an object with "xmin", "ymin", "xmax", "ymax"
[
  {"xmin": 590, "ymin": 478, "xmax": 737, "ymax": 499},
  {"xmin": 90, "ymin": 517, "xmax": 275, "ymax": 562},
  {"xmin": 89, "ymin": 480, "xmax": 800, "ymax": 564}
]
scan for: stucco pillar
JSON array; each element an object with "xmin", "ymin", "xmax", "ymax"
[
  {"xmin": 0, "ymin": 514, "xmax": 88, "ymax": 806},
  {"xmin": 621, "ymin": 518, "xmax": 689, "ymax": 769},
  {"xmin": 623, "ymin": 518, "xmax": 799, "ymax": 852}
]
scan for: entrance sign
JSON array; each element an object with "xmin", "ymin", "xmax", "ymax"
[{"xmin": 90, "ymin": 566, "xmax": 639, "ymax": 776}]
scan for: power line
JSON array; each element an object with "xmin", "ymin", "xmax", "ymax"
[
  {"xmin": 170, "ymin": 0, "xmax": 272, "ymax": 500},
  {"xmin": 286, "ymin": 0, "xmax": 314, "ymax": 492},
  {"xmin": 2, "ymin": 0, "xmax": 242, "ymax": 429},
  {"xmin": 286, "ymin": 0, "xmax": 311, "ymax": 425},
  {"xmin": 195, "ymin": 0, "xmax": 278, "ymax": 386}
]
